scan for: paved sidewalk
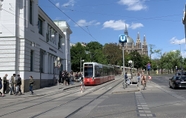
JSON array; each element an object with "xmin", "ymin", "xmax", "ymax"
[{"xmin": 1, "ymin": 81, "xmax": 82, "ymax": 99}]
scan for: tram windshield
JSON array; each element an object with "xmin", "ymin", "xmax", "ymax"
[{"xmin": 84, "ymin": 64, "xmax": 93, "ymax": 77}]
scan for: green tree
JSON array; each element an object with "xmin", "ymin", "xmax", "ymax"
[
  {"xmin": 128, "ymin": 50, "xmax": 143, "ymax": 69},
  {"xmin": 70, "ymin": 43, "xmax": 86, "ymax": 72},
  {"xmin": 103, "ymin": 43, "xmax": 122, "ymax": 65},
  {"xmin": 162, "ymin": 50, "xmax": 181, "ymax": 72},
  {"xmin": 85, "ymin": 41, "xmax": 105, "ymax": 63}
]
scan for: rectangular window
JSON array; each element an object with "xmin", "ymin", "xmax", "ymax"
[
  {"xmin": 84, "ymin": 64, "xmax": 93, "ymax": 77},
  {"xmin": 40, "ymin": 50, "xmax": 44, "ymax": 73},
  {"xmin": 29, "ymin": 0, "xmax": 33, "ymax": 25},
  {"xmin": 38, "ymin": 17, "xmax": 43, "ymax": 35},
  {"xmin": 30, "ymin": 50, "xmax": 34, "ymax": 71},
  {"xmin": 58, "ymin": 35, "xmax": 62, "ymax": 49}
]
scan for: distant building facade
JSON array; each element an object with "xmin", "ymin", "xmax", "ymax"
[
  {"xmin": 119, "ymin": 25, "xmax": 148, "ymax": 56},
  {"xmin": 0, "ymin": 0, "xmax": 72, "ymax": 92}
]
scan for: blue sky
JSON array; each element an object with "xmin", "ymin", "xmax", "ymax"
[{"xmin": 39, "ymin": 0, "xmax": 186, "ymax": 58}]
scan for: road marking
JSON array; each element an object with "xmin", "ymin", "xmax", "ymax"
[{"xmin": 135, "ymin": 92, "xmax": 155, "ymax": 117}]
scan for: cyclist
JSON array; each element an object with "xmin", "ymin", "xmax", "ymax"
[{"xmin": 141, "ymin": 73, "xmax": 146, "ymax": 90}]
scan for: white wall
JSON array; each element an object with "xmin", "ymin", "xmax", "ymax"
[{"xmin": 0, "ymin": 0, "xmax": 72, "ymax": 90}]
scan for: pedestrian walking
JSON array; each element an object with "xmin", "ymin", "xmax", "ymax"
[
  {"xmin": 64, "ymin": 71, "xmax": 69, "ymax": 86},
  {"xmin": 0, "ymin": 77, "xmax": 4, "ymax": 97},
  {"xmin": 9, "ymin": 74, "xmax": 16, "ymax": 95},
  {"xmin": 124, "ymin": 72, "xmax": 130, "ymax": 85},
  {"xmin": 3, "ymin": 74, "xmax": 8, "ymax": 94},
  {"xmin": 58, "ymin": 71, "xmax": 62, "ymax": 84},
  {"xmin": 137, "ymin": 72, "xmax": 141, "ymax": 87},
  {"xmin": 29, "ymin": 76, "xmax": 34, "ymax": 95},
  {"xmin": 15, "ymin": 74, "xmax": 22, "ymax": 95},
  {"xmin": 75, "ymin": 72, "xmax": 79, "ymax": 81},
  {"xmin": 69, "ymin": 71, "xmax": 74, "ymax": 85},
  {"xmin": 61, "ymin": 71, "xmax": 65, "ymax": 85},
  {"xmin": 147, "ymin": 62, "xmax": 151, "ymax": 75}
]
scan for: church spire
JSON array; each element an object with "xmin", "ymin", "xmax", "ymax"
[
  {"xmin": 137, "ymin": 32, "xmax": 140, "ymax": 39},
  {"xmin": 124, "ymin": 24, "xmax": 128, "ymax": 35},
  {"xmin": 136, "ymin": 32, "xmax": 140, "ymax": 42},
  {"xmin": 143, "ymin": 35, "xmax": 147, "ymax": 45}
]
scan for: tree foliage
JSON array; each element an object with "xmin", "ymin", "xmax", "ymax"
[
  {"xmin": 70, "ymin": 43, "xmax": 86, "ymax": 72},
  {"xmin": 71, "ymin": 42, "xmax": 185, "ymax": 74},
  {"xmin": 103, "ymin": 43, "xmax": 122, "ymax": 65},
  {"xmin": 128, "ymin": 50, "xmax": 143, "ymax": 69}
]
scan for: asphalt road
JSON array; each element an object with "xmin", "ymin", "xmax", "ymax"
[{"xmin": 0, "ymin": 75, "xmax": 186, "ymax": 118}]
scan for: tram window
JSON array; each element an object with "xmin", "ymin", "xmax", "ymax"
[
  {"xmin": 84, "ymin": 64, "xmax": 93, "ymax": 77},
  {"xmin": 95, "ymin": 65, "xmax": 101, "ymax": 77},
  {"xmin": 103, "ymin": 66, "xmax": 107, "ymax": 76}
]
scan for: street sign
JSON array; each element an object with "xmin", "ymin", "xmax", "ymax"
[{"xmin": 119, "ymin": 34, "xmax": 127, "ymax": 43}]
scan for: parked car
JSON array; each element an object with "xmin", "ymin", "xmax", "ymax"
[
  {"xmin": 169, "ymin": 75, "xmax": 186, "ymax": 89},
  {"xmin": 175, "ymin": 71, "xmax": 186, "ymax": 76}
]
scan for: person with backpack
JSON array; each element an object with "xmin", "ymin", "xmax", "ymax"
[{"xmin": 15, "ymin": 74, "xmax": 22, "ymax": 95}]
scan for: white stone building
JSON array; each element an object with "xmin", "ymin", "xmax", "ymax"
[{"xmin": 0, "ymin": 0, "xmax": 72, "ymax": 92}]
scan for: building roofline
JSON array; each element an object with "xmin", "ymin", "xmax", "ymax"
[{"xmin": 38, "ymin": 7, "xmax": 66, "ymax": 37}]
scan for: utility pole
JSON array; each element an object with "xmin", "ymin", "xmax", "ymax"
[{"xmin": 149, "ymin": 44, "xmax": 155, "ymax": 60}]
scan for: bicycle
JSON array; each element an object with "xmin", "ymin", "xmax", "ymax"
[
  {"xmin": 122, "ymin": 79, "xmax": 128, "ymax": 89},
  {"xmin": 142, "ymin": 80, "xmax": 146, "ymax": 90}
]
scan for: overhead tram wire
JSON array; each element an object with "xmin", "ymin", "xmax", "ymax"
[
  {"xmin": 48, "ymin": 0, "xmax": 98, "ymax": 41},
  {"xmin": 59, "ymin": 7, "xmax": 181, "ymax": 23},
  {"xmin": 41, "ymin": 1, "xmax": 182, "ymax": 23}
]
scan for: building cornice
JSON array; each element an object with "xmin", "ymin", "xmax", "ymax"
[{"xmin": 38, "ymin": 7, "xmax": 65, "ymax": 37}]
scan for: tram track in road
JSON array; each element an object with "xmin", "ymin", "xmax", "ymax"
[
  {"xmin": 0, "ymin": 77, "xmax": 122, "ymax": 118},
  {"xmin": 0, "ymin": 86, "xmax": 80, "ymax": 110},
  {"xmin": 30, "ymin": 78, "xmax": 123, "ymax": 118},
  {"xmin": 0, "ymin": 88, "xmax": 82, "ymax": 117}
]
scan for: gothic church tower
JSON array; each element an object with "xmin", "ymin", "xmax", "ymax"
[{"xmin": 120, "ymin": 25, "xmax": 148, "ymax": 56}]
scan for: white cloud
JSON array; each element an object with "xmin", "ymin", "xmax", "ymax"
[
  {"xmin": 170, "ymin": 37, "xmax": 186, "ymax": 57},
  {"xmin": 103, "ymin": 20, "xmax": 126, "ymax": 30},
  {"xmin": 170, "ymin": 37, "xmax": 185, "ymax": 44},
  {"xmin": 55, "ymin": 2, "xmax": 60, "ymax": 8},
  {"xmin": 76, "ymin": 20, "xmax": 100, "ymax": 27},
  {"xmin": 103, "ymin": 20, "xmax": 143, "ymax": 30},
  {"xmin": 62, "ymin": 0, "xmax": 75, "ymax": 7},
  {"xmin": 130, "ymin": 22, "xmax": 144, "ymax": 29},
  {"xmin": 118, "ymin": 0, "xmax": 147, "ymax": 11}
]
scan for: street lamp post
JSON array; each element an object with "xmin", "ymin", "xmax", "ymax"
[
  {"xmin": 128, "ymin": 60, "xmax": 133, "ymax": 80},
  {"xmin": 80, "ymin": 58, "xmax": 84, "ymax": 72},
  {"xmin": 179, "ymin": 44, "xmax": 183, "ymax": 72},
  {"xmin": 119, "ymin": 34, "xmax": 127, "ymax": 76},
  {"xmin": 175, "ymin": 66, "xmax": 177, "ymax": 73}
]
